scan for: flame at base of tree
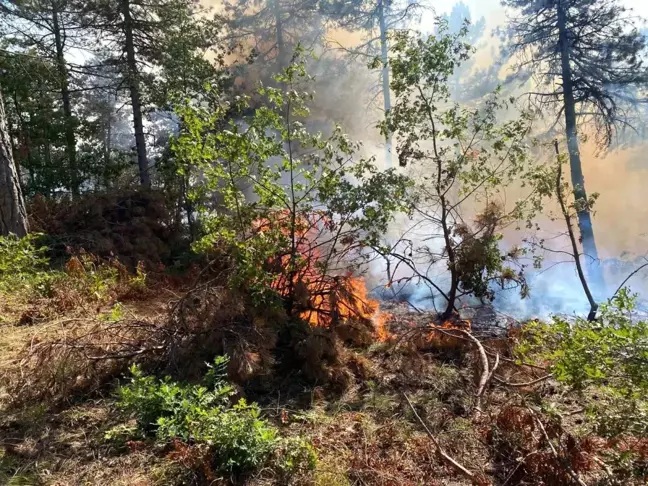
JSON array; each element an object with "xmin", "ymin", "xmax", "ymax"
[
  {"xmin": 254, "ymin": 210, "xmax": 391, "ymax": 342},
  {"xmin": 297, "ymin": 275, "xmax": 392, "ymax": 342}
]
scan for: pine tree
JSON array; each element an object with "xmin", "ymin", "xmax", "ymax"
[
  {"xmin": 439, "ymin": 2, "xmax": 496, "ymax": 103},
  {"xmin": 221, "ymin": 0, "xmax": 325, "ymax": 77},
  {"xmin": 0, "ymin": 49, "xmax": 72, "ymax": 196},
  {"xmin": 504, "ymin": 0, "xmax": 648, "ymax": 293},
  {"xmin": 0, "ymin": 0, "xmax": 88, "ymax": 196},
  {"xmin": 79, "ymin": 0, "xmax": 222, "ymax": 187},
  {"xmin": 322, "ymin": 0, "xmax": 425, "ymax": 168},
  {"xmin": 0, "ymin": 90, "xmax": 29, "ymax": 237}
]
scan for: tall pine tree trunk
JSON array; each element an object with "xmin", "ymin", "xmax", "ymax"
[
  {"xmin": 556, "ymin": 0, "xmax": 603, "ymax": 294},
  {"xmin": 122, "ymin": 0, "xmax": 150, "ymax": 187},
  {"xmin": 377, "ymin": 0, "xmax": 392, "ymax": 169},
  {"xmin": 52, "ymin": 1, "xmax": 79, "ymax": 197},
  {"xmin": 273, "ymin": 0, "xmax": 286, "ymax": 71},
  {"xmin": 0, "ymin": 91, "xmax": 29, "ymax": 237},
  {"xmin": 103, "ymin": 110, "xmax": 113, "ymax": 189}
]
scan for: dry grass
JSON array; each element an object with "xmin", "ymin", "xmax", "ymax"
[
  {"xmin": 0, "ymin": 282, "xmax": 637, "ymax": 486},
  {"xmin": 0, "ymin": 398, "xmax": 184, "ymax": 486}
]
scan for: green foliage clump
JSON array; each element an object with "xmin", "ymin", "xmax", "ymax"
[
  {"xmin": 117, "ymin": 357, "xmax": 316, "ymax": 475},
  {"xmin": 379, "ymin": 23, "xmax": 550, "ymax": 316},
  {"xmin": 171, "ymin": 51, "xmax": 412, "ymax": 308},
  {"xmin": 519, "ymin": 289, "xmax": 648, "ymax": 398},
  {"xmin": 0, "ymin": 233, "xmax": 62, "ymax": 296},
  {"xmin": 518, "ymin": 290, "xmax": 648, "ymax": 477}
]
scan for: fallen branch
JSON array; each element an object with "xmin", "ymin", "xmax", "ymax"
[
  {"xmin": 413, "ymin": 325, "xmax": 499, "ymax": 416},
  {"xmin": 435, "ymin": 327, "xmax": 493, "ymax": 417},
  {"xmin": 484, "ymin": 350, "xmax": 548, "ymax": 371},
  {"xmin": 485, "ymin": 353, "xmax": 500, "ymax": 386},
  {"xmin": 528, "ymin": 407, "xmax": 588, "ymax": 486},
  {"xmin": 403, "ymin": 392, "xmax": 489, "ymax": 485},
  {"xmin": 493, "ymin": 374, "xmax": 553, "ymax": 388}
]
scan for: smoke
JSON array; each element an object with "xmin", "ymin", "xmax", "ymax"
[{"xmin": 199, "ymin": 0, "xmax": 648, "ymax": 318}]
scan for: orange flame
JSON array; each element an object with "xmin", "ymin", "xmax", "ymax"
[
  {"xmin": 254, "ymin": 210, "xmax": 391, "ymax": 341},
  {"xmin": 424, "ymin": 319, "xmax": 472, "ymax": 348},
  {"xmin": 300, "ymin": 275, "xmax": 392, "ymax": 341}
]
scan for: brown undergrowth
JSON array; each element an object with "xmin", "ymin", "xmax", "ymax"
[
  {"xmin": 29, "ymin": 190, "xmax": 186, "ymax": 269},
  {"xmin": 0, "ymin": 271, "xmax": 643, "ymax": 485}
]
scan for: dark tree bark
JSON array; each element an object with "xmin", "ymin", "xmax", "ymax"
[
  {"xmin": 506, "ymin": 0, "xmax": 648, "ymax": 297},
  {"xmin": 51, "ymin": 1, "xmax": 79, "ymax": 197},
  {"xmin": 0, "ymin": 91, "xmax": 29, "ymax": 237},
  {"xmin": 121, "ymin": 0, "xmax": 150, "ymax": 187},
  {"xmin": 556, "ymin": 0, "xmax": 603, "ymax": 293},
  {"xmin": 377, "ymin": 0, "xmax": 392, "ymax": 169},
  {"xmin": 554, "ymin": 140, "xmax": 597, "ymax": 321}
]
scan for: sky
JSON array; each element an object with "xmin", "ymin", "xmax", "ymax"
[{"xmin": 425, "ymin": 0, "xmax": 648, "ymax": 32}]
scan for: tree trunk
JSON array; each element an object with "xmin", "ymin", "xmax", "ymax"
[
  {"xmin": 12, "ymin": 85, "xmax": 38, "ymax": 192},
  {"xmin": 377, "ymin": 0, "xmax": 392, "ymax": 169},
  {"xmin": 556, "ymin": 0, "xmax": 603, "ymax": 295},
  {"xmin": 52, "ymin": 1, "xmax": 79, "ymax": 197},
  {"xmin": 273, "ymin": 0, "xmax": 286, "ymax": 71},
  {"xmin": 103, "ymin": 110, "xmax": 112, "ymax": 189},
  {"xmin": 122, "ymin": 0, "xmax": 150, "ymax": 187},
  {"xmin": 554, "ymin": 140, "xmax": 598, "ymax": 320},
  {"xmin": 0, "ymin": 91, "xmax": 29, "ymax": 237},
  {"xmin": 442, "ymin": 196, "xmax": 458, "ymax": 319}
]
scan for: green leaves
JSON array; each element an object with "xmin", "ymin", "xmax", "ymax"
[
  {"xmin": 518, "ymin": 290, "xmax": 648, "ymax": 441},
  {"xmin": 171, "ymin": 51, "xmax": 411, "ymax": 307},
  {"xmin": 117, "ymin": 358, "xmax": 315, "ymax": 475},
  {"xmin": 0, "ymin": 233, "xmax": 57, "ymax": 295},
  {"xmin": 382, "ymin": 24, "xmax": 547, "ymax": 310}
]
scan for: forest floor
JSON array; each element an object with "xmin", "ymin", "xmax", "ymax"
[{"xmin": 0, "ymin": 283, "xmax": 610, "ymax": 486}]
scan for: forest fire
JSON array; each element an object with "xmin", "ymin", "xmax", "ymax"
[
  {"xmin": 255, "ymin": 210, "xmax": 392, "ymax": 341},
  {"xmin": 299, "ymin": 275, "xmax": 393, "ymax": 342},
  {"xmin": 424, "ymin": 318, "xmax": 472, "ymax": 347}
]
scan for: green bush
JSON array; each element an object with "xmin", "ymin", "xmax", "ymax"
[
  {"xmin": 117, "ymin": 357, "xmax": 234, "ymax": 436},
  {"xmin": 117, "ymin": 357, "xmax": 316, "ymax": 475},
  {"xmin": 0, "ymin": 233, "xmax": 61, "ymax": 295},
  {"xmin": 276, "ymin": 436, "xmax": 318, "ymax": 476},
  {"xmin": 518, "ymin": 290, "xmax": 648, "ymax": 478},
  {"xmin": 518, "ymin": 289, "xmax": 648, "ymax": 398}
]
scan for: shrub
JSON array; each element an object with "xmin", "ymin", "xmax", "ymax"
[
  {"xmin": 518, "ymin": 289, "xmax": 648, "ymax": 398},
  {"xmin": 276, "ymin": 436, "xmax": 318, "ymax": 477},
  {"xmin": 117, "ymin": 357, "xmax": 234, "ymax": 436},
  {"xmin": 172, "ymin": 50, "xmax": 411, "ymax": 315},
  {"xmin": 0, "ymin": 233, "xmax": 62, "ymax": 296},
  {"xmin": 517, "ymin": 289, "xmax": 648, "ymax": 480},
  {"xmin": 0, "ymin": 233, "xmax": 146, "ymax": 308},
  {"xmin": 62, "ymin": 250, "xmax": 150, "ymax": 304},
  {"xmin": 117, "ymin": 358, "xmax": 316, "ymax": 476}
]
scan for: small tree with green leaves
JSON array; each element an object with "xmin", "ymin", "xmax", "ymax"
[
  {"xmin": 380, "ymin": 24, "xmax": 550, "ymax": 318},
  {"xmin": 172, "ymin": 50, "xmax": 411, "ymax": 324}
]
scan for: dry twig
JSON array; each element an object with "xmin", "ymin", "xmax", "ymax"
[
  {"xmin": 612, "ymin": 257, "xmax": 648, "ymax": 299},
  {"xmin": 403, "ymin": 392, "xmax": 490, "ymax": 485},
  {"xmin": 493, "ymin": 374, "xmax": 553, "ymax": 388},
  {"xmin": 527, "ymin": 407, "xmax": 588, "ymax": 486}
]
